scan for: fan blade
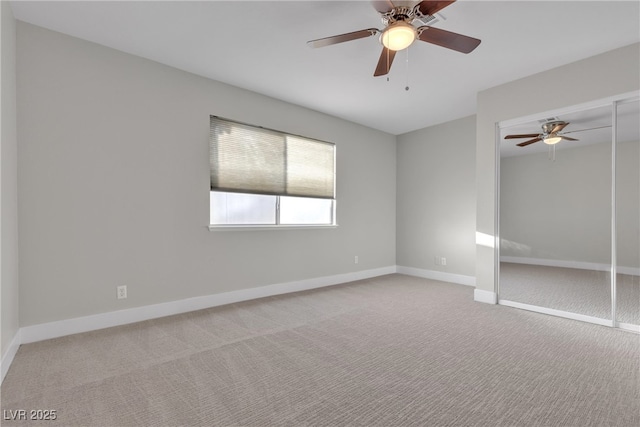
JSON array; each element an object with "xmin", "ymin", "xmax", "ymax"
[
  {"xmin": 517, "ymin": 137, "xmax": 542, "ymax": 147},
  {"xmin": 504, "ymin": 133, "xmax": 541, "ymax": 139},
  {"xmin": 417, "ymin": 26, "xmax": 481, "ymax": 53},
  {"xmin": 560, "ymin": 136, "xmax": 579, "ymax": 141},
  {"xmin": 307, "ymin": 29, "xmax": 379, "ymax": 48},
  {"xmin": 374, "ymin": 47, "xmax": 396, "ymax": 76},
  {"xmin": 371, "ymin": 0, "xmax": 395, "ymax": 13},
  {"xmin": 551, "ymin": 122, "xmax": 569, "ymax": 133},
  {"xmin": 417, "ymin": 1, "xmax": 456, "ymax": 16}
]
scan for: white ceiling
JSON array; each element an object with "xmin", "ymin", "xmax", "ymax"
[{"xmin": 10, "ymin": 0, "xmax": 640, "ymax": 135}]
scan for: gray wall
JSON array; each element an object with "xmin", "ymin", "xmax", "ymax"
[
  {"xmin": 501, "ymin": 140, "xmax": 640, "ymax": 269},
  {"xmin": 396, "ymin": 115, "xmax": 476, "ymax": 277},
  {"xmin": 17, "ymin": 23, "xmax": 396, "ymax": 326},
  {"xmin": 1, "ymin": 0, "xmax": 19, "ymax": 359},
  {"xmin": 476, "ymin": 43, "xmax": 640, "ymax": 293}
]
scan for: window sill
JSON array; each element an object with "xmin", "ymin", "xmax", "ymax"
[{"xmin": 208, "ymin": 224, "xmax": 338, "ymax": 232}]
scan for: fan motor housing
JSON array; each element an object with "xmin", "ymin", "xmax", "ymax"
[
  {"xmin": 382, "ymin": 6, "xmax": 416, "ymax": 25},
  {"xmin": 542, "ymin": 121, "xmax": 565, "ymax": 134}
]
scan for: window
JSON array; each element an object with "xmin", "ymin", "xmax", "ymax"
[{"xmin": 209, "ymin": 116, "xmax": 336, "ymax": 227}]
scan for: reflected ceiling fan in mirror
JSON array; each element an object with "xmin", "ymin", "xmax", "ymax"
[
  {"xmin": 505, "ymin": 121, "xmax": 611, "ymax": 147},
  {"xmin": 307, "ymin": 1, "xmax": 481, "ymax": 77}
]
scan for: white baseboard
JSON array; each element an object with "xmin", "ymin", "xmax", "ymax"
[
  {"xmin": 396, "ymin": 266, "xmax": 488, "ymax": 304},
  {"xmin": 617, "ymin": 266, "xmax": 640, "ymax": 276},
  {"xmin": 20, "ymin": 266, "xmax": 397, "ymax": 344},
  {"xmin": 474, "ymin": 289, "xmax": 497, "ymax": 304},
  {"xmin": 500, "ymin": 256, "xmax": 640, "ymax": 276},
  {"xmin": 498, "ymin": 299, "xmax": 613, "ymax": 327},
  {"xmin": 1, "ymin": 330, "xmax": 21, "ymax": 384},
  {"xmin": 396, "ymin": 266, "xmax": 476, "ymax": 287},
  {"xmin": 618, "ymin": 322, "xmax": 640, "ymax": 333}
]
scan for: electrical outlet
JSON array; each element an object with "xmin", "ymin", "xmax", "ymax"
[
  {"xmin": 354, "ymin": 255, "xmax": 359, "ymax": 264},
  {"xmin": 117, "ymin": 285, "xmax": 127, "ymax": 299},
  {"xmin": 441, "ymin": 257, "xmax": 447, "ymax": 266}
]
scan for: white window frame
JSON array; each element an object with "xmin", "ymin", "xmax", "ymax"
[
  {"xmin": 208, "ymin": 193, "xmax": 337, "ymax": 231},
  {"xmin": 208, "ymin": 116, "xmax": 337, "ymax": 230}
]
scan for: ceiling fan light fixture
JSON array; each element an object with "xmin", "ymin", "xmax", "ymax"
[
  {"xmin": 381, "ymin": 22, "xmax": 416, "ymax": 51},
  {"xmin": 543, "ymin": 135, "xmax": 562, "ymax": 145}
]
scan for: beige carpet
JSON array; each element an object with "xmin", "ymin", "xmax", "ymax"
[
  {"xmin": 2, "ymin": 274, "xmax": 639, "ymax": 426},
  {"xmin": 500, "ymin": 262, "xmax": 640, "ymax": 324}
]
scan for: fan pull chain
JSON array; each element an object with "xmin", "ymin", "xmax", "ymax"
[
  {"xmin": 548, "ymin": 144, "xmax": 556, "ymax": 162},
  {"xmin": 405, "ymin": 48, "xmax": 410, "ymax": 91},
  {"xmin": 387, "ymin": 48, "xmax": 391, "ymax": 82}
]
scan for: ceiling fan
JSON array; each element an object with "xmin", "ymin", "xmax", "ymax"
[
  {"xmin": 505, "ymin": 121, "xmax": 611, "ymax": 147},
  {"xmin": 506, "ymin": 121, "xmax": 576, "ymax": 147},
  {"xmin": 307, "ymin": 1, "xmax": 481, "ymax": 77}
]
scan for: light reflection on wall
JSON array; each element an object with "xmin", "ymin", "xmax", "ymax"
[{"xmin": 475, "ymin": 231, "xmax": 495, "ymax": 249}]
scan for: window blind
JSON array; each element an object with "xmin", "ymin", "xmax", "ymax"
[{"xmin": 210, "ymin": 116, "xmax": 335, "ymax": 199}]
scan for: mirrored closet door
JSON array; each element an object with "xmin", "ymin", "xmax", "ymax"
[
  {"xmin": 615, "ymin": 99, "xmax": 640, "ymax": 330},
  {"xmin": 499, "ymin": 104, "xmax": 614, "ymax": 324}
]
